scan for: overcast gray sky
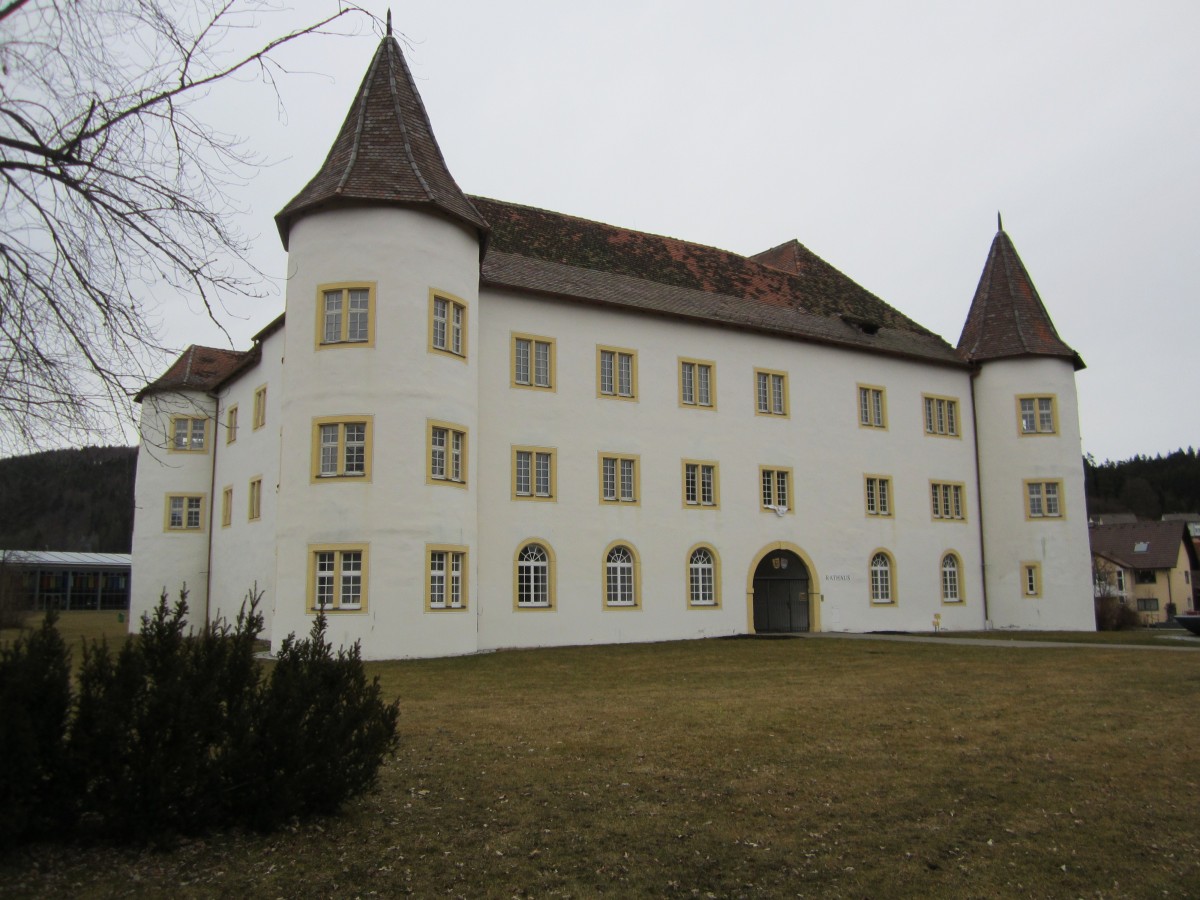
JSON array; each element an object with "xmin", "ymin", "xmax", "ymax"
[{"xmin": 167, "ymin": 0, "xmax": 1199, "ymax": 463}]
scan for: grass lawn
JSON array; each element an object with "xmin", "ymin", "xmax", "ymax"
[
  {"xmin": 3, "ymin": 635, "xmax": 1199, "ymax": 897},
  {"xmin": 930, "ymin": 628, "xmax": 1200, "ymax": 647},
  {"xmin": 0, "ymin": 610, "xmax": 131, "ymax": 649}
]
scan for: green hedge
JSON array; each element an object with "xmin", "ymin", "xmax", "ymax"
[{"xmin": 0, "ymin": 588, "xmax": 399, "ymax": 845}]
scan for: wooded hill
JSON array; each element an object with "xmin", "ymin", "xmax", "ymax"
[
  {"xmin": 0, "ymin": 446, "xmax": 136, "ymax": 552},
  {"xmin": 1085, "ymin": 448, "xmax": 1200, "ymax": 520}
]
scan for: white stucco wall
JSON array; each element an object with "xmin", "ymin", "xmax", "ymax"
[
  {"xmin": 270, "ymin": 207, "xmax": 482, "ymax": 658},
  {"xmin": 972, "ymin": 357, "xmax": 1094, "ymax": 630},
  {"xmin": 475, "ymin": 290, "xmax": 988, "ymax": 650},
  {"xmin": 130, "ymin": 210, "xmax": 1096, "ymax": 655},
  {"xmin": 129, "ymin": 390, "xmax": 217, "ymax": 627},
  {"xmin": 207, "ymin": 327, "xmax": 284, "ymax": 637}
]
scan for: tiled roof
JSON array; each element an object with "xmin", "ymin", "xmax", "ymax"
[
  {"xmin": 135, "ymin": 345, "xmax": 246, "ymax": 401},
  {"xmin": 1089, "ymin": 521, "xmax": 1199, "ymax": 571},
  {"xmin": 473, "ymin": 197, "xmax": 963, "ymax": 366},
  {"xmin": 958, "ymin": 227, "xmax": 1084, "ymax": 370},
  {"xmin": 274, "ymin": 34, "xmax": 488, "ymax": 249}
]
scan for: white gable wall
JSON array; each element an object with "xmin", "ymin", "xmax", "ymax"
[{"xmin": 130, "ymin": 390, "xmax": 217, "ymax": 622}]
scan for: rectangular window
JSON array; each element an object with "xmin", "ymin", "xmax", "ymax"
[
  {"xmin": 512, "ymin": 334, "xmax": 555, "ymax": 389},
  {"xmin": 226, "ymin": 405, "xmax": 238, "ymax": 444},
  {"xmin": 170, "ymin": 416, "xmax": 207, "ymax": 452},
  {"xmin": 864, "ymin": 475, "xmax": 892, "ymax": 517},
  {"xmin": 599, "ymin": 453, "xmax": 639, "ymax": 504},
  {"xmin": 512, "ymin": 446, "xmax": 556, "ymax": 500},
  {"xmin": 1116, "ymin": 570, "xmax": 1127, "ymax": 593},
  {"xmin": 930, "ymin": 481, "xmax": 966, "ymax": 520},
  {"xmin": 426, "ymin": 545, "xmax": 468, "ymax": 610},
  {"xmin": 311, "ymin": 417, "xmax": 373, "ymax": 481},
  {"xmin": 1137, "ymin": 597, "xmax": 1159, "ymax": 612},
  {"xmin": 1023, "ymin": 562, "xmax": 1042, "ymax": 598},
  {"xmin": 1025, "ymin": 480, "xmax": 1064, "ymax": 519},
  {"xmin": 1135, "ymin": 569, "xmax": 1156, "ymax": 585},
  {"xmin": 428, "ymin": 421, "xmax": 468, "ymax": 486},
  {"xmin": 760, "ymin": 466, "xmax": 793, "ymax": 513},
  {"xmin": 682, "ymin": 460, "xmax": 719, "ymax": 508},
  {"xmin": 858, "ymin": 385, "xmax": 886, "ymax": 428},
  {"xmin": 429, "ymin": 291, "xmax": 467, "ymax": 358},
  {"xmin": 221, "ymin": 486, "xmax": 232, "ymax": 528},
  {"xmin": 597, "ymin": 346, "xmax": 637, "ymax": 399},
  {"xmin": 755, "ymin": 369, "xmax": 788, "ymax": 416},
  {"xmin": 253, "ymin": 385, "xmax": 267, "ymax": 430},
  {"xmin": 309, "ymin": 545, "xmax": 367, "ymax": 612},
  {"xmin": 679, "ymin": 358, "xmax": 715, "ymax": 408},
  {"xmin": 164, "ymin": 494, "xmax": 205, "ymax": 531},
  {"xmin": 1018, "ymin": 395, "xmax": 1057, "ymax": 435},
  {"xmin": 248, "ymin": 477, "xmax": 262, "ymax": 521},
  {"xmin": 317, "ymin": 283, "xmax": 375, "ymax": 347},
  {"xmin": 923, "ymin": 394, "xmax": 960, "ymax": 437}
]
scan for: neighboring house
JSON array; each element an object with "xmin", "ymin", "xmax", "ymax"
[
  {"xmin": 129, "ymin": 26, "xmax": 1096, "ymax": 659},
  {"xmin": 1089, "ymin": 522, "xmax": 1200, "ymax": 623},
  {"xmin": 0, "ymin": 551, "xmax": 131, "ymax": 611}
]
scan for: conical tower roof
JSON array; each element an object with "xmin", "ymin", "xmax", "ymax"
[
  {"xmin": 275, "ymin": 25, "xmax": 488, "ymax": 249},
  {"xmin": 957, "ymin": 221, "xmax": 1084, "ymax": 370}
]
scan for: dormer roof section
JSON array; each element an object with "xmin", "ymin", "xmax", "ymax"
[
  {"xmin": 957, "ymin": 226, "xmax": 1084, "ymax": 370},
  {"xmin": 275, "ymin": 32, "xmax": 488, "ymax": 249}
]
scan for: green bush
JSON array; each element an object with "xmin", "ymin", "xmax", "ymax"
[
  {"xmin": 1094, "ymin": 596, "xmax": 1142, "ymax": 631},
  {"xmin": 0, "ymin": 612, "xmax": 72, "ymax": 843},
  {"xmin": 0, "ymin": 587, "xmax": 399, "ymax": 845}
]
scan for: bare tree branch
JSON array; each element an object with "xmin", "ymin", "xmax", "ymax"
[{"xmin": 0, "ymin": 0, "xmax": 376, "ymax": 453}]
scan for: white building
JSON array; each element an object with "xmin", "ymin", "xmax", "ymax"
[{"xmin": 130, "ymin": 27, "xmax": 1095, "ymax": 658}]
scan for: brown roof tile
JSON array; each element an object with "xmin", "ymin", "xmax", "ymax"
[
  {"xmin": 958, "ymin": 227, "xmax": 1084, "ymax": 370},
  {"xmin": 473, "ymin": 198, "xmax": 962, "ymax": 366},
  {"xmin": 135, "ymin": 345, "xmax": 246, "ymax": 401},
  {"xmin": 1089, "ymin": 521, "xmax": 1199, "ymax": 571},
  {"xmin": 274, "ymin": 34, "xmax": 488, "ymax": 249}
]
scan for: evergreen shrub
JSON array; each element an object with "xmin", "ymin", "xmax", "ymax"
[{"xmin": 0, "ymin": 587, "xmax": 399, "ymax": 845}]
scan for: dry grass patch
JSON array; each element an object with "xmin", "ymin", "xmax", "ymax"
[{"xmin": 3, "ymin": 637, "xmax": 1199, "ymax": 897}]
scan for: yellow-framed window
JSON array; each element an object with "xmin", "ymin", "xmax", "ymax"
[
  {"xmin": 858, "ymin": 384, "xmax": 887, "ymax": 429},
  {"xmin": 1017, "ymin": 395, "xmax": 1058, "ymax": 435},
  {"xmin": 429, "ymin": 290, "xmax": 468, "ymax": 359},
  {"xmin": 317, "ymin": 282, "xmax": 376, "ymax": 347},
  {"xmin": 678, "ymin": 357, "xmax": 716, "ymax": 409},
  {"xmin": 427, "ymin": 420, "xmax": 468, "ymax": 486},
  {"xmin": 164, "ymin": 493, "xmax": 206, "ymax": 532},
  {"xmin": 512, "ymin": 333, "xmax": 555, "ymax": 390},
  {"xmin": 596, "ymin": 345, "xmax": 637, "ymax": 399},
  {"xmin": 426, "ymin": 544, "xmax": 469, "ymax": 611},
  {"xmin": 599, "ymin": 453, "xmax": 640, "ymax": 504},
  {"xmin": 311, "ymin": 417, "xmax": 373, "ymax": 482},
  {"xmin": 922, "ymin": 394, "xmax": 960, "ymax": 437},
  {"xmin": 682, "ymin": 459, "xmax": 720, "ymax": 508},
  {"xmin": 755, "ymin": 369, "xmax": 789, "ymax": 417},
  {"xmin": 309, "ymin": 544, "xmax": 369, "ymax": 612},
  {"xmin": 512, "ymin": 446, "xmax": 556, "ymax": 500},
  {"xmin": 169, "ymin": 416, "xmax": 208, "ymax": 452}
]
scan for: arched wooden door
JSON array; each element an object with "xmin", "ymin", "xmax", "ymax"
[{"xmin": 752, "ymin": 550, "xmax": 811, "ymax": 633}]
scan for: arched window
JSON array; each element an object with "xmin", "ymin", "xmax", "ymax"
[
  {"xmin": 605, "ymin": 544, "xmax": 637, "ymax": 607},
  {"xmin": 688, "ymin": 546, "xmax": 717, "ymax": 607},
  {"xmin": 941, "ymin": 553, "xmax": 961, "ymax": 603},
  {"xmin": 870, "ymin": 552, "xmax": 893, "ymax": 604},
  {"xmin": 516, "ymin": 542, "xmax": 552, "ymax": 608}
]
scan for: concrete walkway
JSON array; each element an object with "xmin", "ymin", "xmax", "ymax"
[{"xmin": 804, "ymin": 631, "xmax": 1200, "ymax": 652}]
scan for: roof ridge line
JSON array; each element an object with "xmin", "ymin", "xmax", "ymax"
[
  {"xmin": 336, "ymin": 38, "xmax": 384, "ymax": 195},
  {"xmin": 385, "ymin": 37, "xmax": 434, "ymax": 199}
]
